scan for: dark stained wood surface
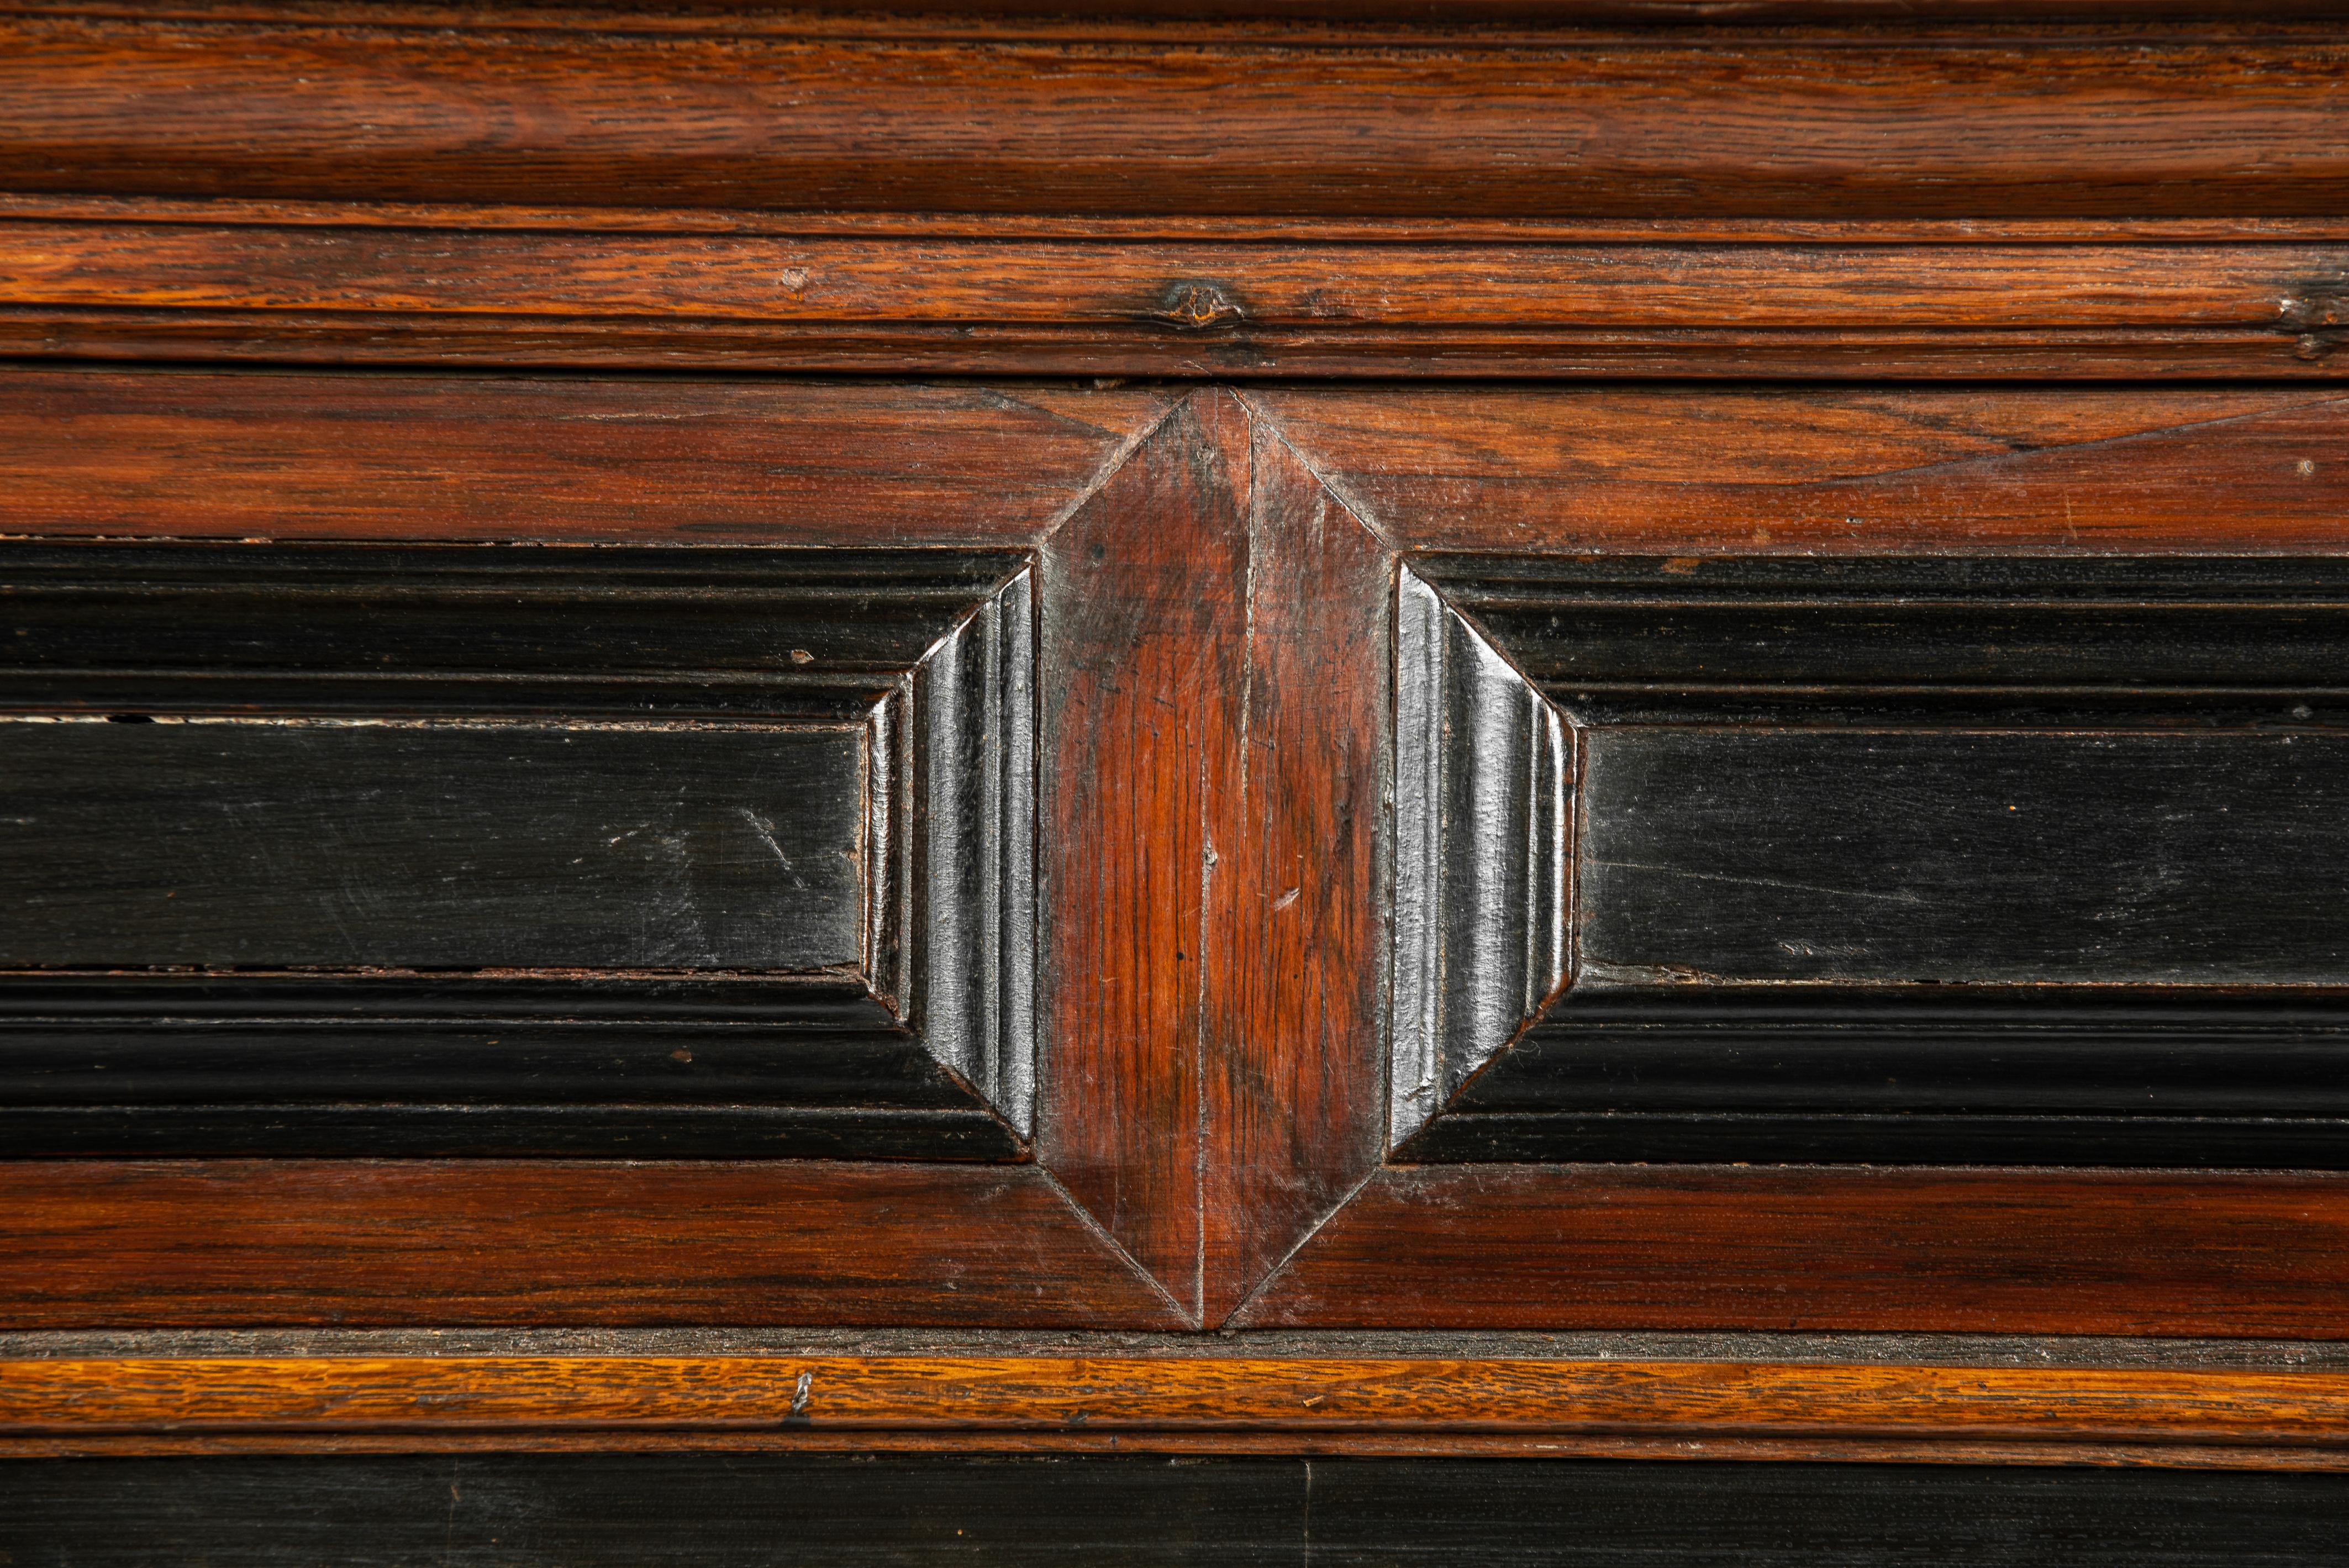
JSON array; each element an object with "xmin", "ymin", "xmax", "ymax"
[
  {"xmin": 0, "ymin": 722, "xmax": 866, "ymax": 968},
  {"xmin": 1388, "ymin": 551, "xmax": 2349, "ymax": 1166},
  {"xmin": 0, "ymin": 1161, "xmax": 1184, "ymax": 1328},
  {"xmin": 1580, "ymin": 730, "xmax": 2349, "ymax": 984},
  {"xmin": 0, "ymin": 541, "xmax": 1040, "ymax": 1157},
  {"xmin": 1236, "ymin": 1166, "xmax": 2349, "ymax": 1335},
  {"xmin": 0, "ymin": 370, "xmax": 1171, "ymax": 545},
  {"xmin": 10, "ymin": 1454, "xmax": 2349, "ymax": 1566},
  {"xmin": 5, "ymin": 17, "xmax": 2349, "ymax": 218},
  {"xmin": 3, "ymin": 220, "xmax": 2345, "ymax": 375}
]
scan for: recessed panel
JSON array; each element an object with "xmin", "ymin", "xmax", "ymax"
[
  {"xmin": 0, "ymin": 540, "xmax": 1035, "ymax": 1159},
  {"xmin": 1578, "ymin": 728, "xmax": 2349, "ymax": 987},
  {"xmin": 1397, "ymin": 556, "xmax": 2349, "ymax": 1166},
  {"xmin": 0, "ymin": 720, "xmax": 864, "ymax": 972}
]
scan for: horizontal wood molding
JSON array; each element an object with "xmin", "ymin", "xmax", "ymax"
[
  {"xmin": 0, "ymin": 371, "xmax": 1174, "ymax": 545},
  {"xmin": 1, "ymin": 219, "xmax": 2341, "ymax": 375},
  {"xmin": 0, "ymin": 1161, "xmax": 1187, "ymax": 1328},
  {"xmin": 3, "ymin": 1353, "xmax": 2347, "ymax": 1467},
  {"xmin": 1235, "ymin": 1166, "xmax": 2349, "ymax": 1337},
  {"xmin": 4, "ymin": 15, "xmax": 2347, "ymax": 219}
]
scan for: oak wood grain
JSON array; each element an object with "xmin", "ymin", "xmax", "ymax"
[
  {"xmin": 0, "ymin": 1161, "xmax": 1186, "ymax": 1328},
  {"xmin": 1196, "ymin": 417, "xmax": 1388, "ymax": 1322},
  {"xmin": 0, "ymin": 370, "xmax": 1169, "ymax": 545},
  {"xmin": 4, "ymin": 17, "xmax": 2348, "ymax": 217},
  {"xmin": 1235, "ymin": 1166, "xmax": 2349, "ymax": 1335},
  {"xmin": 5, "ymin": 1355, "xmax": 2346, "ymax": 1451},
  {"xmin": 1256, "ymin": 386, "xmax": 2349, "ymax": 553},
  {"xmin": 2, "ymin": 222, "xmax": 2340, "ymax": 375},
  {"xmin": 1038, "ymin": 391, "xmax": 1248, "ymax": 1321}
]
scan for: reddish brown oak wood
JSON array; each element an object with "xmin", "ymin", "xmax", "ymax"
[
  {"xmin": 0, "ymin": 1163, "xmax": 1186, "ymax": 1328},
  {"xmin": 1198, "ymin": 417, "xmax": 1388, "ymax": 1322},
  {"xmin": 1255, "ymin": 386, "xmax": 2349, "ymax": 553},
  {"xmin": 1038, "ymin": 390, "xmax": 1390, "ymax": 1323},
  {"xmin": 17, "ymin": 3, "xmax": 2349, "ymax": 38},
  {"xmin": 1038, "ymin": 391, "xmax": 1251, "ymax": 1322},
  {"xmin": 6, "ymin": 225, "xmax": 2338, "ymax": 327},
  {"xmin": 0, "ymin": 369, "xmax": 1169, "ymax": 544},
  {"xmin": 6, "ymin": 1355, "xmax": 2347, "ymax": 1458},
  {"xmin": 3, "ymin": 220, "xmax": 2341, "ymax": 375},
  {"xmin": 5, "ymin": 17, "xmax": 2349, "ymax": 217},
  {"xmin": 1233, "ymin": 1167, "xmax": 2349, "ymax": 1336}
]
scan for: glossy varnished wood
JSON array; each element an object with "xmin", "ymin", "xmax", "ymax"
[
  {"xmin": 1236, "ymin": 1166, "xmax": 2349, "ymax": 1335},
  {"xmin": 0, "ymin": 370, "xmax": 1172, "ymax": 544},
  {"xmin": 4, "ymin": 14, "xmax": 2348, "ymax": 218},
  {"xmin": 1, "ymin": 218, "xmax": 2342, "ymax": 375},
  {"xmin": 0, "ymin": 1161, "xmax": 1185, "ymax": 1328},
  {"xmin": 1039, "ymin": 391, "xmax": 1391, "ymax": 1322},
  {"xmin": 1259, "ymin": 386, "xmax": 2349, "ymax": 551},
  {"xmin": 6, "ymin": 1353, "xmax": 2349, "ymax": 1466}
]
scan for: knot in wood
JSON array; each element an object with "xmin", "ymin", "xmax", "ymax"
[{"xmin": 1151, "ymin": 282, "xmax": 1245, "ymax": 331}]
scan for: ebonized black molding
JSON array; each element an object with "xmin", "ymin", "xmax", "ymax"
[
  {"xmin": 1393, "ymin": 555, "xmax": 2349, "ymax": 1168},
  {"xmin": 0, "ymin": 543, "xmax": 1036, "ymax": 1159},
  {"xmin": 1390, "ymin": 566, "xmax": 1569, "ymax": 1148},
  {"xmin": 9, "ymin": 1455, "xmax": 2349, "ymax": 1567}
]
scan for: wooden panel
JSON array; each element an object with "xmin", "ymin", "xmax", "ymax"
[
  {"xmin": 1390, "ymin": 553, "xmax": 2349, "ymax": 1165},
  {"xmin": 1038, "ymin": 391, "xmax": 1390, "ymax": 1321},
  {"xmin": 1236, "ymin": 1166, "xmax": 2349, "ymax": 1335},
  {"xmin": 2, "ymin": 220, "xmax": 2343, "ymax": 376},
  {"xmin": 9, "ymin": 1454, "xmax": 2349, "ymax": 1566},
  {"xmin": 0, "ymin": 1161, "xmax": 1184, "ymax": 1328},
  {"xmin": 0, "ymin": 540, "xmax": 1039, "ymax": 1157},
  {"xmin": 5, "ymin": 18, "xmax": 2349, "ymax": 217},
  {"xmin": 0, "ymin": 370, "xmax": 1170, "ymax": 545},
  {"xmin": 1202, "ymin": 423, "xmax": 1387, "ymax": 1322},
  {"xmin": 1580, "ymin": 730, "xmax": 2349, "ymax": 985},
  {"xmin": 1040, "ymin": 391, "xmax": 1250, "ymax": 1319},
  {"xmin": 1256, "ymin": 387, "xmax": 2349, "ymax": 551},
  {"xmin": 0, "ymin": 722, "xmax": 864, "ymax": 969},
  {"xmin": 1442, "ymin": 993, "xmax": 2349, "ymax": 1165}
]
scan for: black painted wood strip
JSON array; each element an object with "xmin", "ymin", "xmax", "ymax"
[
  {"xmin": 0, "ymin": 721, "xmax": 867, "ymax": 971},
  {"xmin": 6, "ymin": 1455, "xmax": 2348, "ymax": 1567}
]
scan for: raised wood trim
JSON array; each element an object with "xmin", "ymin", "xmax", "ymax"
[
  {"xmin": 1, "ymin": 220, "xmax": 2341, "ymax": 376},
  {"xmin": 3, "ymin": 1354, "xmax": 2346, "ymax": 1469},
  {"xmin": 4, "ymin": 15, "xmax": 2348, "ymax": 220}
]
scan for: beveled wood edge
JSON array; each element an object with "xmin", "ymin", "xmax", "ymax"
[{"xmin": 3, "ymin": 1355, "xmax": 2345, "ymax": 1468}]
